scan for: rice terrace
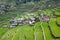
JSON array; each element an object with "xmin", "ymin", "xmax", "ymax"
[{"xmin": 0, "ymin": 0, "xmax": 60, "ymax": 40}]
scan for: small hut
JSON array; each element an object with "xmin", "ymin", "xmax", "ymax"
[
  {"xmin": 10, "ymin": 25, "xmax": 15, "ymax": 28},
  {"xmin": 0, "ymin": 4, "xmax": 5, "ymax": 8},
  {"xmin": 29, "ymin": 20, "xmax": 35, "ymax": 26},
  {"xmin": 3, "ymin": 25, "xmax": 8, "ymax": 28}
]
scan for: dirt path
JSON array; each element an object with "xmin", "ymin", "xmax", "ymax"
[{"xmin": 40, "ymin": 22, "xmax": 46, "ymax": 40}]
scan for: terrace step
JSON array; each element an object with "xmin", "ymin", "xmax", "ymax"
[
  {"xmin": 53, "ymin": 11, "xmax": 60, "ymax": 17},
  {"xmin": 49, "ymin": 19, "xmax": 60, "ymax": 38},
  {"xmin": 42, "ymin": 22, "xmax": 53, "ymax": 40},
  {"xmin": 34, "ymin": 22, "xmax": 43, "ymax": 40},
  {"xmin": 56, "ymin": 17, "xmax": 60, "ymax": 26}
]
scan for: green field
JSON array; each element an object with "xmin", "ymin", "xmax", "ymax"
[{"xmin": 0, "ymin": 0, "xmax": 60, "ymax": 40}]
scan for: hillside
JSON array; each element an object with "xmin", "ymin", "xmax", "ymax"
[{"xmin": 0, "ymin": 0, "xmax": 60, "ymax": 40}]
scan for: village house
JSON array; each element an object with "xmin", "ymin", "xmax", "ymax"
[
  {"xmin": 29, "ymin": 20, "xmax": 35, "ymax": 26},
  {"xmin": 3, "ymin": 25, "xmax": 8, "ymax": 28},
  {"xmin": 23, "ymin": 19, "xmax": 29, "ymax": 24},
  {"xmin": 29, "ymin": 17, "xmax": 35, "ymax": 25},
  {"xmin": 10, "ymin": 25, "xmax": 16, "ymax": 28},
  {"xmin": 0, "ymin": 4, "xmax": 10, "ymax": 12},
  {"xmin": 10, "ymin": 18, "xmax": 17, "ymax": 23},
  {"xmin": 17, "ymin": 18, "xmax": 24, "ymax": 26},
  {"xmin": 11, "ymin": 23, "xmax": 18, "ymax": 26},
  {"xmin": 0, "ymin": 4, "xmax": 5, "ymax": 9},
  {"xmin": 9, "ymin": 22, "xmax": 18, "ymax": 28},
  {"xmin": 39, "ymin": 14, "xmax": 50, "ymax": 22}
]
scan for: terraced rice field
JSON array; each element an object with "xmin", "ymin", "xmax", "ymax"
[{"xmin": 0, "ymin": 4, "xmax": 60, "ymax": 40}]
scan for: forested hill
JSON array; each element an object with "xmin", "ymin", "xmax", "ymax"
[{"xmin": 0, "ymin": 0, "xmax": 60, "ymax": 22}]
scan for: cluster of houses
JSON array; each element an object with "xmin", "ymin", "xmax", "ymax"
[
  {"xmin": 3, "ymin": 17, "xmax": 36, "ymax": 28},
  {"xmin": 39, "ymin": 14, "xmax": 50, "ymax": 22},
  {"xmin": 3, "ymin": 14, "xmax": 50, "ymax": 28},
  {"xmin": 0, "ymin": 4, "xmax": 5, "ymax": 9},
  {"xmin": 0, "ymin": 4, "xmax": 10, "ymax": 12}
]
